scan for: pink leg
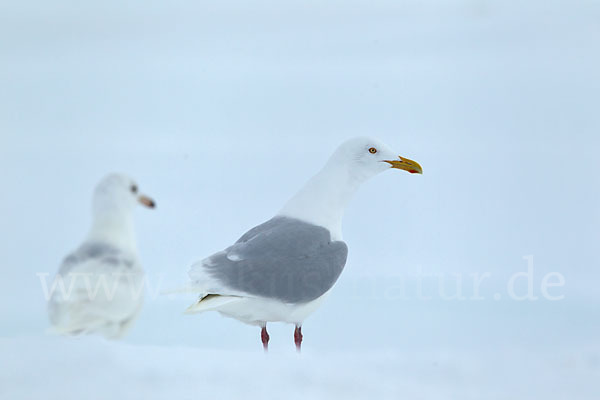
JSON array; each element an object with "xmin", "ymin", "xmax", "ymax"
[
  {"xmin": 294, "ymin": 325, "xmax": 303, "ymax": 352},
  {"xmin": 261, "ymin": 326, "xmax": 270, "ymax": 352}
]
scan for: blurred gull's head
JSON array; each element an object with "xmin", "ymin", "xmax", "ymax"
[{"xmin": 92, "ymin": 173, "xmax": 155, "ymax": 217}]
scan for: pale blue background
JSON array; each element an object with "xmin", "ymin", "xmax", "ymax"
[{"xmin": 1, "ymin": 1, "xmax": 599, "ymax": 394}]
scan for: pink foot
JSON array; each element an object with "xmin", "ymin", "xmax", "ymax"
[
  {"xmin": 294, "ymin": 325, "xmax": 303, "ymax": 352},
  {"xmin": 261, "ymin": 326, "xmax": 270, "ymax": 352}
]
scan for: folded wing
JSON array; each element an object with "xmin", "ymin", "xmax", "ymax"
[
  {"xmin": 48, "ymin": 242, "xmax": 144, "ymax": 338},
  {"xmin": 189, "ymin": 216, "xmax": 348, "ymax": 304}
]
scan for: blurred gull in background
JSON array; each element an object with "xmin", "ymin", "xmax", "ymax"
[
  {"xmin": 47, "ymin": 174, "xmax": 155, "ymax": 339},
  {"xmin": 1, "ymin": 0, "xmax": 598, "ymax": 397},
  {"xmin": 186, "ymin": 137, "xmax": 422, "ymax": 351}
]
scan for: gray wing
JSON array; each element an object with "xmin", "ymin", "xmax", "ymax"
[
  {"xmin": 189, "ymin": 217, "xmax": 348, "ymax": 304},
  {"xmin": 58, "ymin": 242, "xmax": 135, "ymax": 275}
]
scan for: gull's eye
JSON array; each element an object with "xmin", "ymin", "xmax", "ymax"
[
  {"xmin": 368, "ymin": 147, "xmax": 377, "ymax": 154},
  {"xmin": 130, "ymin": 184, "xmax": 138, "ymax": 194}
]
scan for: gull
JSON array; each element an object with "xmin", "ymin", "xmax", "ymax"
[
  {"xmin": 186, "ymin": 137, "xmax": 422, "ymax": 351},
  {"xmin": 47, "ymin": 174, "xmax": 155, "ymax": 339}
]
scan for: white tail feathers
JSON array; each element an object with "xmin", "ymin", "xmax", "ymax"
[{"xmin": 184, "ymin": 295, "xmax": 241, "ymax": 314}]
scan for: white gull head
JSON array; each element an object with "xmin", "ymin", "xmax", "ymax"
[
  {"xmin": 278, "ymin": 137, "xmax": 422, "ymax": 240},
  {"xmin": 88, "ymin": 173, "xmax": 155, "ymax": 251}
]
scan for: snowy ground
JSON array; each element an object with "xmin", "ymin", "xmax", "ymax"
[
  {"xmin": 2, "ymin": 335, "xmax": 599, "ymax": 400},
  {"xmin": 1, "ymin": 0, "xmax": 599, "ymax": 398}
]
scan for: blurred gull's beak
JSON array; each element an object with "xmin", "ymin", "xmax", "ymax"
[
  {"xmin": 384, "ymin": 156, "xmax": 423, "ymax": 174},
  {"xmin": 138, "ymin": 195, "xmax": 156, "ymax": 209}
]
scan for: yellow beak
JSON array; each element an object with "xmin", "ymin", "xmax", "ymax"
[
  {"xmin": 384, "ymin": 156, "xmax": 423, "ymax": 174},
  {"xmin": 138, "ymin": 195, "xmax": 156, "ymax": 208}
]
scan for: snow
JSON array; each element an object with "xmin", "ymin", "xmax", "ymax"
[
  {"xmin": 2, "ymin": 335, "xmax": 598, "ymax": 400},
  {"xmin": 1, "ymin": 0, "xmax": 599, "ymax": 398}
]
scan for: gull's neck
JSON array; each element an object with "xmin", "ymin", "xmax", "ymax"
[
  {"xmin": 278, "ymin": 162, "xmax": 363, "ymax": 241},
  {"xmin": 86, "ymin": 210, "xmax": 138, "ymax": 254}
]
